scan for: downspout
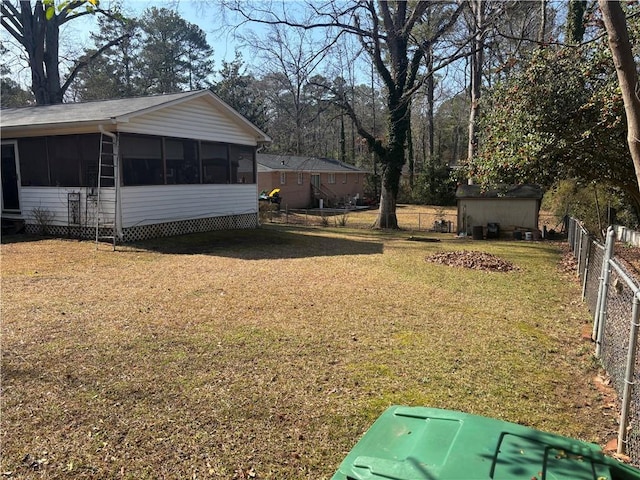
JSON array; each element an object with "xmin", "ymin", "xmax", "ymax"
[
  {"xmin": 98, "ymin": 125, "xmax": 122, "ymax": 241},
  {"xmin": 255, "ymin": 141, "xmax": 266, "ymax": 224}
]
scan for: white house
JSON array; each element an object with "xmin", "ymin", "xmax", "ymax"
[{"xmin": 0, "ymin": 90, "xmax": 271, "ymax": 242}]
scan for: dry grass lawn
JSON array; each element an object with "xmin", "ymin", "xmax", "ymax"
[{"xmin": 1, "ymin": 221, "xmax": 617, "ymax": 479}]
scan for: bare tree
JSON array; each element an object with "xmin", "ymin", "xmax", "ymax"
[
  {"xmin": 466, "ymin": 0, "xmax": 486, "ymax": 169},
  {"xmin": 1, "ymin": 0, "xmax": 128, "ymax": 104},
  {"xmin": 598, "ymin": 0, "xmax": 640, "ymax": 192},
  {"xmin": 243, "ymin": 24, "xmax": 332, "ymax": 155},
  {"xmin": 538, "ymin": 0, "xmax": 547, "ymax": 43},
  {"xmin": 223, "ymin": 0, "xmax": 468, "ymax": 228}
]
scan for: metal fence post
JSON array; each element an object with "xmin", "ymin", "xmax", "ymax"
[
  {"xmin": 618, "ymin": 291, "xmax": 640, "ymax": 455},
  {"xmin": 595, "ymin": 227, "xmax": 616, "ymax": 358},
  {"xmin": 576, "ymin": 227, "xmax": 584, "ymax": 276},
  {"xmin": 581, "ymin": 239, "xmax": 591, "ymax": 301},
  {"xmin": 593, "ymin": 252, "xmax": 606, "ymax": 342}
]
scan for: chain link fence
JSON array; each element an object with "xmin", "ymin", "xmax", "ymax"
[
  {"xmin": 260, "ymin": 206, "xmax": 459, "ymax": 231},
  {"xmin": 261, "ymin": 206, "xmax": 559, "ymax": 236},
  {"xmin": 567, "ymin": 217, "xmax": 640, "ymax": 467}
]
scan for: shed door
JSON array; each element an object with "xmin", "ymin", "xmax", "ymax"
[{"xmin": 1, "ymin": 142, "xmax": 20, "ymax": 212}]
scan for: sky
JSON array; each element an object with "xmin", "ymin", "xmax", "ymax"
[
  {"xmin": 133, "ymin": 1, "xmax": 255, "ymax": 62},
  {"xmin": 1, "ymin": 0, "xmax": 261, "ymax": 86},
  {"xmin": 90, "ymin": 0, "xmax": 251, "ymax": 63}
]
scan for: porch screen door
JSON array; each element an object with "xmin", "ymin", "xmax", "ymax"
[{"xmin": 1, "ymin": 143, "xmax": 20, "ymax": 212}]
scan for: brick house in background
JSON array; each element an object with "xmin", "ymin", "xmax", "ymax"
[{"xmin": 257, "ymin": 153, "xmax": 368, "ymax": 209}]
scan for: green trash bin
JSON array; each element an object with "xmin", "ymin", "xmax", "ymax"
[{"xmin": 332, "ymin": 406, "xmax": 640, "ymax": 480}]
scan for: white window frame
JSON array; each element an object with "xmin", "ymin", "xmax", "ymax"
[
  {"xmin": 328, "ymin": 173, "xmax": 336, "ymax": 184},
  {"xmin": 342, "ymin": 173, "xmax": 348, "ymax": 184},
  {"xmin": 297, "ymin": 171, "xmax": 303, "ymax": 185},
  {"xmin": 280, "ymin": 171, "xmax": 286, "ymax": 185}
]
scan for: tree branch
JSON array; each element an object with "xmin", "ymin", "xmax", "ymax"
[
  {"xmin": 1, "ymin": 1, "xmax": 25, "ymax": 41},
  {"xmin": 403, "ymin": 1, "xmax": 430, "ymax": 37},
  {"xmin": 363, "ymin": 1, "xmax": 394, "ymax": 93},
  {"xmin": 310, "ymin": 79, "xmax": 386, "ymax": 158},
  {"xmin": 1, "ymin": 18, "xmax": 23, "ymax": 44},
  {"xmin": 60, "ymin": 32, "xmax": 131, "ymax": 94},
  {"xmin": 62, "ymin": 6, "xmax": 123, "ymax": 25}
]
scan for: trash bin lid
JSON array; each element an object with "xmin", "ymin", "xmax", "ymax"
[{"xmin": 331, "ymin": 406, "xmax": 640, "ymax": 480}]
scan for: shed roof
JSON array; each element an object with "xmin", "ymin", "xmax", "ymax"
[
  {"xmin": 455, "ymin": 184, "xmax": 543, "ymax": 199},
  {"xmin": 0, "ymin": 90, "xmax": 271, "ymax": 143},
  {"xmin": 257, "ymin": 153, "xmax": 368, "ymax": 173}
]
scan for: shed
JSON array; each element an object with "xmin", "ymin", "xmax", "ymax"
[
  {"xmin": 257, "ymin": 153, "xmax": 368, "ymax": 209},
  {"xmin": 0, "ymin": 90, "xmax": 271, "ymax": 242},
  {"xmin": 456, "ymin": 184, "xmax": 543, "ymax": 237}
]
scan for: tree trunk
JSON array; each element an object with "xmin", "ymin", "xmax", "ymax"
[
  {"xmin": 376, "ymin": 109, "xmax": 407, "ymax": 227},
  {"xmin": 467, "ymin": 0, "xmax": 485, "ymax": 169},
  {"xmin": 2, "ymin": 1, "xmax": 123, "ymax": 105},
  {"xmin": 44, "ymin": 15, "xmax": 63, "ymax": 103},
  {"xmin": 340, "ymin": 114, "xmax": 346, "ymax": 162},
  {"xmin": 566, "ymin": 0, "xmax": 587, "ymax": 44},
  {"xmin": 374, "ymin": 98, "xmax": 409, "ymax": 229},
  {"xmin": 538, "ymin": 0, "xmax": 547, "ymax": 43},
  {"xmin": 426, "ymin": 47, "xmax": 435, "ymax": 163},
  {"xmin": 599, "ymin": 0, "xmax": 640, "ymax": 192},
  {"xmin": 407, "ymin": 108, "xmax": 414, "ymax": 189},
  {"xmin": 20, "ymin": 2, "xmax": 49, "ymax": 105},
  {"xmin": 15, "ymin": 1, "xmax": 64, "ymax": 104},
  {"xmin": 377, "ymin": 182, "xmax": 397, "ymax": 229},
  {"xmin": 425, "ymin": 49, "xmax": 435, "ymax": 198}
]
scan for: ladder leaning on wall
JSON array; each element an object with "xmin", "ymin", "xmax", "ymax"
[{"xmin": 95, "ymin": 130, "xmax": 119, "ymax": 250}]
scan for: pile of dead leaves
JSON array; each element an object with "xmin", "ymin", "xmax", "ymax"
[
  {"xmin": 426, "ymin": 250, "xmax": 519, "ymax": 272},
  {"xmin": 557, "ymin": 244, "xmax": 579, "ymax": 275},
  {"xmin": 616, "ymin": 244, "xmax": 640, "ymax": 278}
]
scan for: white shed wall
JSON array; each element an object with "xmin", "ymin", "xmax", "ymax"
[
  {"xmin": 457, "ymin": 198, "xmax": 539, "ymax": 233},
  {"xmin": 119, "ymin": 97, "xmax": 259, "ymax": 145},
  {"xmin": 120, "ymin": 184, "xmax": 258, "ymax": 228}
]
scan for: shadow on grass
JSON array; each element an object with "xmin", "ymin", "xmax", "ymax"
[
  {"xmin": 128, "ymin": 224, "xmax": 384, "ymax": 260},
  {"xmin": 0, "ymin": 233, "xmax": 48, "ymax": 245}
]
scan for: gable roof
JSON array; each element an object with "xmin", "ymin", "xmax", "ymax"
[
  {"xmin": 0, "ymin": 90, "xmax": 271, "ymax": 143},
  {"xmin": 455, "ymin": 184, "xmax": 543, "ymax": 199},
  {"xmin": 257, "ymin": 153, "xmax": 368, "ymax": 173}
]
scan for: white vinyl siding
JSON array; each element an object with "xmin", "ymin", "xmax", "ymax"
[
  {"xmin": 18, "ymin": 185, "xmax": 256, "ymax": 230},
  {"xmin": 19, "ymin": 187, "xmax": 114, "ymax": 227},
  {"xmin": 120, "ymin": 184, "xmax": 257, "ymax": 228},
  {"xmin": 119, "ymin": 97, "xmax": 258, "ymax": 146}
]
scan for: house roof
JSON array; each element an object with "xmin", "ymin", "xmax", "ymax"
[
  {"xmin": 257, "ymin": 153, "xmax": 368, "ymax": 173},
  {"xmin": 0, "ymin": 90, "xmax": 271, "ymax": 143},
  {"xmin": 455, "ymin": 184, "xmax": 543, "ymax": 199}
]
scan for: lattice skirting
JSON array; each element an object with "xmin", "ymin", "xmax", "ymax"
[{"xmin": 24, "ymin": 213, "xmax": 258, "ymax": 242}]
